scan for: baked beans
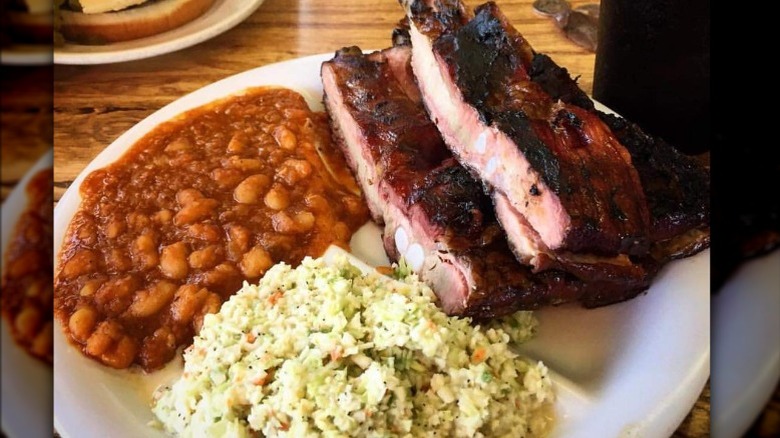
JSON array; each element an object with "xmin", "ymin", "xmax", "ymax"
[
  {"xmin": 54, "ymin": 88, "xmax": 369, "ymax": 370},
  {"xmin": 1, "ymin": 168, "xmax": 53, "ymax": 364}
]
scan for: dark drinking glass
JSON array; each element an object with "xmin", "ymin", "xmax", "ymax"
[{"xmin": 593, "ymin": 0, "xmax": 710, "ymax": 155}]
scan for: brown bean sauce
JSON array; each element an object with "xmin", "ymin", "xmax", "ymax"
[
  {"xmin": 54, "ymin": 88, "xmax": 369, "ymax": 371},
  {"xmin": 1, "ymin": 167, "xmax": 54, "ymax": 364}
]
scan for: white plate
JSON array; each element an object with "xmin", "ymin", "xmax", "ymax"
[
  {"xmin": 53, "ymin": 54, "xmax": 710, "ymax": 438},
  {"xmin": 0, "ymin": 44, "xmax": 51, "ymax": 65},
  {"xmin": 712, "ymin": 249, "xmax": 780, "ymax": 438},
  {"xmin": 53, "ymin": 0, "xmax": 265, "ymax": 65},
  {"xmin": 1, "ymin": 149, "xmax": 53, "ymax": 438}
]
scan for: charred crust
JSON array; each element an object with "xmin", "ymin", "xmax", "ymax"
[
  {"xmin": 392, "ymin": 18, "xmax": 412, "ymax": 46},
  {"xmin": 599, "ymin": 112, "xmax": 710, "ymax": 241},
  {"xmin": 555, "ymin": 109, "xmax": 583, "ymax": 130},
  {"xmin": 408, "ymin": 0, "xmax": 429, "ymax": 16},
  {"xmin": 435, "ymin": 6, "xmax": 566, "ymax": 193},
  {"xmin": 411, "ymin": 162, "xmax": 493, "ymax": 238},
  {"xmin": 609, "ymin": 188, "xmax": 628, "ymax": 222},
  {"xmin": 409, "ymin": 0, "xmax": 470, "ymax": 38},
  {"xmin": 492, "ymin": 111, "xmax": 562, "ymax": 193},
  {"xmin": 334, "ymin": 46, "xmax": 364, "ymax": 60},
  {"xmin": 529, "ymin": 53, "xmax": 594, "ymax": 111}
]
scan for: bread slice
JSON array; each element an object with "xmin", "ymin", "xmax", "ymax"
[
  {"xmin": 76, "ymin": 0, "xmax": 150, "ymax": 15},
  {"xmin": 60, "ymin": 0, "xmax": 216, "ymax": 44}
]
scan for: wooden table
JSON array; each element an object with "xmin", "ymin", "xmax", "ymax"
[
  {"xmin": 0, "ymin": 65, "xmax": 52, "ymax": 202},
  {"xmin": 51, "ymin": 0, "xmax": 710, "ymax": 436}
]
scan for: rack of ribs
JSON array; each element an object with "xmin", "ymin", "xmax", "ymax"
[{"xmin": 321, "ymin": 46, "xmax": 658, "ymax": 316}]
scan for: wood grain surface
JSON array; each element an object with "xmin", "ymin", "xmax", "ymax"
[
  {"xmin": 1, "ymin": 65, "xmax": 52, "ymax": 202},
  {"xmin": 0, "ymin": 0, "xmax": 727, "ymax": 436}
]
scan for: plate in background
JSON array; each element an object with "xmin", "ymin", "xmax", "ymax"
[
  {"xmin": 712, "ymin": 249, "xmax": 780, "ymax": 438},
  {"xmin": 53, "ymin": 0, "xmax": 265, "ymax": 65}
]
